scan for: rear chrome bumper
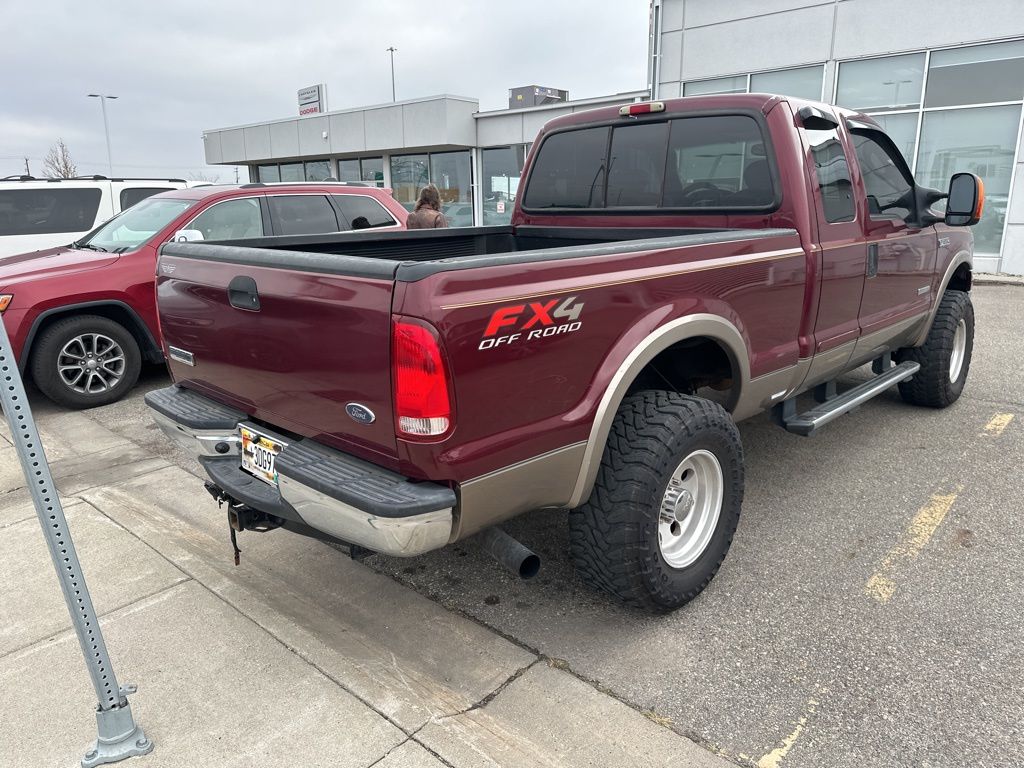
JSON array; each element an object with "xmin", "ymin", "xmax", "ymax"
[{"xmin": 145, "ymin": 386, "xmax": 455, "ymax": 557}]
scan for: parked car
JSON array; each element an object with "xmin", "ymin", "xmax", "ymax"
[
  {"xmin": 0, "ymin": 182, "xmax": 407, "ymax": 408},
  {"xmin": 146, "ymin": 94, "xmax": 981, "ymax": 611},
  {"xmin": 442, "ymin": 202, "xmax": 474, "ymax": 227},
  {"xmin": 0, "ymin": 176, "xmax": 198, "ymax": 258}
]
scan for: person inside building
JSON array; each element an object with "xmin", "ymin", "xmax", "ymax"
[{"xmin": 406, "ymin": 184, "xmax": 448, "ymax": 229}]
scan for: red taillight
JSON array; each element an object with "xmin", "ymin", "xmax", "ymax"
[
  {"xmin": 619, "ymin": 101, "xmax": 665, "ymax": 117},
  {"xmin": 392, "ymin": 318, "xmax": 453, "ymax": 440}
]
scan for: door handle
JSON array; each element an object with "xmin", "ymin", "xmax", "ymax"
[
  {"xmin": 867, "ymin": 244, "xmax": 879, "ymax": 278},
  {"xmin": 228, "ymin": 275, "xmax": 261, "ymax": 311}
]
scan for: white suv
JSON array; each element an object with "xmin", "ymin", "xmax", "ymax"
[{"xmin": 0, "ymin": 176, "xmax": 196, "ymax": 258}]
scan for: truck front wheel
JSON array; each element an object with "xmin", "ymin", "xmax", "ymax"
[
  {"xmin": 896, "ymin": 289, "xmax": 974, "ymax": 408},
  {"xmin": 569, "ymin": 391, "xmax": 744, "ymax": 613}
]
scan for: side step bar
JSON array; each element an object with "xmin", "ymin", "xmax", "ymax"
[{"xmin": 773, "ymin": 360, "xmax": 921, "ymax": 436}]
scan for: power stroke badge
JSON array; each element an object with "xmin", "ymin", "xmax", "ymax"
[{"xmin": 479, "ymin": 295, "xmax": 584, "ymax": 350}]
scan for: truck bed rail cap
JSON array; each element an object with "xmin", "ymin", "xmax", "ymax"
[
  {"xmin": 396, "ymin": 227, "xmax": 798, "ymax": 281},
  {"xmin": 159, "ymin": 241, "xmax": 400, "ymax": 280}
]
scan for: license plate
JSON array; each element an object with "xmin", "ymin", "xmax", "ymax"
[{"xmin": 240, "ymin": 426, "xmax": 285, "ymax": 486}]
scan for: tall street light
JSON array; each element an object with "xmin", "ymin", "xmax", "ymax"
[
  {"xmin": 87, "ymin": 94, "xmax": 118, "ymax": 176},
  {"xmin": 386, "ymin": 47, "xmax": 397, "ymax": 102}
]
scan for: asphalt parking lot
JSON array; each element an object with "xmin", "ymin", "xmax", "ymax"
[{"xmin": 8, "ymin": 284, "xmax": 1022, "ymax": 768}]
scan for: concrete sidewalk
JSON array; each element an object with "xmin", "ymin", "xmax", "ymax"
[{"xmin": 0, "ymin": 405, "xmax": 731, "ymax": 767}]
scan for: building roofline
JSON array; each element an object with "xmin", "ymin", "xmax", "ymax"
[
  {"xmin": 204, "ymin": 93, "xmax": 480, "ymax": 135},
  {"xmin": 473, "ymin": 90, "xmax": 650, "ymax": 119}
]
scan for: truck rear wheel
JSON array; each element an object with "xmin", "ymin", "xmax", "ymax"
[
  {"xmin": 30, "ymin": 315, "xmax": 142, "ymax": 409},
  {"xmin": 569, "ymin": 390, "xmax": 744, "ymax": 613},
  {"xmin": 896, "ymin": 290, "xmax": 974, "ymax": 408}
]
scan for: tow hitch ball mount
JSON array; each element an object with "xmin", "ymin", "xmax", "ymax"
[{"xmin": 204, "ymin": 482, "xmax": 283, "ymax": 565}]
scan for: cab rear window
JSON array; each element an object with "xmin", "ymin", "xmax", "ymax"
[
  {"xmin": 523, "ymin": 114, "xmax": 777, "ymax": 213},
  {"xmin": 0, "ymin": 188, "xmax": 102, "ymax": 236}
]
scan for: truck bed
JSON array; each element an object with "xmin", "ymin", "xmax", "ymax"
[
  {"xmin": 162, "ymin": 225, "xmax": 794, "ymax": 281},
  {"xmin": 156, "ymin": 224, "xmax": 802, "ymax": 475}
]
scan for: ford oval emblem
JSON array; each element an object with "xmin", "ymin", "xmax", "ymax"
[{"xmin": 345, "ymin": 403, "xmax": 376, "ymax": 425}]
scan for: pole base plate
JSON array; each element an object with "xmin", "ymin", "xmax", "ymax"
[{"xmin": 81, "ymin": 694, "xmax": 154, "ymax": 768}]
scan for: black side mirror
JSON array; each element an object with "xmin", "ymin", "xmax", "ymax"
[{"xmin": 945, "ymin": 172, "xmax": 984, "ymax": 226}]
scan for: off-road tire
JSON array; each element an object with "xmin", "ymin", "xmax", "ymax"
[
  {"xmin": 896, "ymin": 290, "xmax": 974, "ymax": 408},
  {"xmin": 569, "ymin": 390, "xmax": 744, "ymax": 613},
  {"xmin": 30, "ymin": 315, "xmax": 141, "ymax": 409}
]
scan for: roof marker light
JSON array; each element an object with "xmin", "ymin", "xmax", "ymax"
[{"xmin": 619, "ymin": 101, "xmax": 666, "ymax": 117}]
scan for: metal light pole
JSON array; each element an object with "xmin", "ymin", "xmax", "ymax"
[
  {"xmin": 87, "ymin": 94, "xmax": 118, "ymax": 177},
  {"xmin": 386, "ymin": 47, "xmax": 397, "ymax": 102}
]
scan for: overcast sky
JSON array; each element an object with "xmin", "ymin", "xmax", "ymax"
[{"xmin": 1, "ymin": 1, "xmax": 650, "ymax": 181}]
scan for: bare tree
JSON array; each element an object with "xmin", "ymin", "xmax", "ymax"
[
  {"xmin": 43, "ymin": 139, "xmax": 77, "ymax": 178},
  {"xmin": 188, "ymin": 171, "xmax": 221, "ymax": 184}
]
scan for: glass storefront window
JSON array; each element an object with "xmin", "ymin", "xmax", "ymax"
[
  {"xmin": 837, "ymin": 53, "xmax": 925, "ymax": 112},
  {"xmin": 360, "ymin": 157, "xmax": 384, "ymax": 187},
  {"xmin": 683, "ymin": 75, "xmax": 747, "ymax": 96},
  {"xmin": 256, "ymin": 164, "xmax": 280, "ymax": 183},
  {"xmin": 337, "ymin": 159, "xmax": 360, "ymax": 182},
  {"xmin": 750, "ymin": 66, "xmax": 823, "ymax": 100},
  {"xmin": 925, "ymin": 40, "xmax": 1024, "ymax": 108},
  {"xmin": 916, "ymin": 105, "xmax": 1021, "ymax": 254},
  {"xmin": 866, "ymin": 113, "xmax": 918, "ymax": 168},
  {"xmin": 390, "ymin": 154, "xmax": 429, "ymax": 211},
  {"xmin": 279, "ymin": 163, "xmax": 304, "ymax": 182},
  {"xmin": 430, "ymin": 151, "xmax": 473, "ymax": 227},
  {"xmin": 304, "ymin": 160, "xmax": 332, "ymax": 181},
  {"xmin": 481, "ymin": 145, "xmax": 526, "ymax": 225}
]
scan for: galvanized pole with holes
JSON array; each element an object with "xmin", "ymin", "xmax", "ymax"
[{"xmin": 0, "ymin": 316, "xmax": 153, "ymax": 766}]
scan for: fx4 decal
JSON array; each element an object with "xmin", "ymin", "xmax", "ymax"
[{"xmin": 479, "ymin": 295, "xmax": 584, "ymax": 350}]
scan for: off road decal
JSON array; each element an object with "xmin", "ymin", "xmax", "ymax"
[{"xmin": 479, "ymin": 295, "xmax": 584, "ymax": 350}]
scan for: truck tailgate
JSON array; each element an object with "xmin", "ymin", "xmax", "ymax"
[{"xmin": 156, "ymin": 244, "xmax": 400, "ymax": 462}]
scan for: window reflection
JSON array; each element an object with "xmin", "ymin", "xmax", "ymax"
[
  {"xmin": 917, "ymin": 105, "xmax": 1021, "ymax": 253},
  {"xmin": 925, "ymin": 41, "xmax": 1024, "ymax": 108},
  {"xmin": 338, "ymin": 159, "xmax": 360, "ymax": 182},
  {"xmin": 683, "ymin": 75, "xmax": 747, "ymax": 96},
  {"xmin": 481, "ymin": 145, "xmax": 526, "ymax": 225},
  {"xmin": 864, "ymin": 113, "xmax": 918, "ymax": 168},
  {"xmin": 750, "ymin": 66, "xmax": 823, "ymax": 100},
  {"xmin": 837, "ymin": 53, "xmax": 925, "ymax": 111},
  {"xmin": 389, "ymin": 154, "xmax": 429, "ymax": 211},
  {"xmin": 430, "ymin": 152, "xmax": 473, "ymax": 227},
  {"xmin": 360, "ymin": 157, "xmax": 384, "ymax": 187}
]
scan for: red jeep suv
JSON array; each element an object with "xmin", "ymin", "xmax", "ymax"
[{"xmin": 0, "ymin": 182, "xmax": 407, "ymax": 408}]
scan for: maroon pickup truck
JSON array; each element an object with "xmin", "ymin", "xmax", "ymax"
[{"xmin": 146, "ymin": 94, "xmax": 983, "ymax": 612}]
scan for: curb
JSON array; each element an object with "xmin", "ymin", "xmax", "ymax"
[{"xmin": 974, "ymin": 273, "xmax": 1024, "ymax": 286}]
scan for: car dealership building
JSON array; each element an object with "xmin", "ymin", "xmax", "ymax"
[{"xmin": 203, "ymin": 0, "xmax": 1024, "ymax": 273}]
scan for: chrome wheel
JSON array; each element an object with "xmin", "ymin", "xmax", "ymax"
[
  {"xmin": 658, "ymin": 449, "xmax": 724, "ymax": 568},
  {"xmin": 57, "ymin": 333, "xmax": 126, "ymax": 395},
  {"xmin": 949, "ymin": 318, "xmax": 967, "ymax": 382}
]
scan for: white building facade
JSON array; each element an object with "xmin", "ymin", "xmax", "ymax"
[
  {"xmin": 203, "ymin": 1, "xmax": 1024, "ymax": 273},
  {"xmin": 648, "ymin": 0, "xmax": 1024, "ymax": 273},
  {"xmin": 201, "ymin": 91, "xmax": 645, "ymax": 230}
]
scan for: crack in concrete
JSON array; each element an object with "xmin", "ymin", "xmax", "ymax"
[
  {"xmin": 84, "ymin": 497, "xmax": 426, "ymax": 740},
  {"xmin": 0, "ymin": 576, "xmax": 193, "ymax": 661},
  {"xmin": 430, "ymin": 657, "xmax": 542, "ymax": 724}
]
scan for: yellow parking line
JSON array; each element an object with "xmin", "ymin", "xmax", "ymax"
[
  {"xmin": 865, "ymin": 487, "xmax": 961, "ymax": 604},
  {"xmin": 756, "ymin": 696, "xmax": 821, "ymax": 768},
  {"xmin": 983, "ymin": 413, "xmax": 1015, "ymax": 437}
]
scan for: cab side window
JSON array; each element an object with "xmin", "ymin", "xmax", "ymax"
[
  {"xmin": 268, "ymin": 195, "xmax": 340, "ymax": 235},
  {"xmin": 188, "ymin": 198, "xmax": 264, "ymax": 240},
  {"xmin": 335, "ymin": 194, "xmax": 397, "ymax": 229},
  {"xmin": 804, "ymin": 128, "xmax": 855, "ymax": 223},
  {"xmin": 850, "ymin": 130, "xmax": 914, "ymax": 220}
]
